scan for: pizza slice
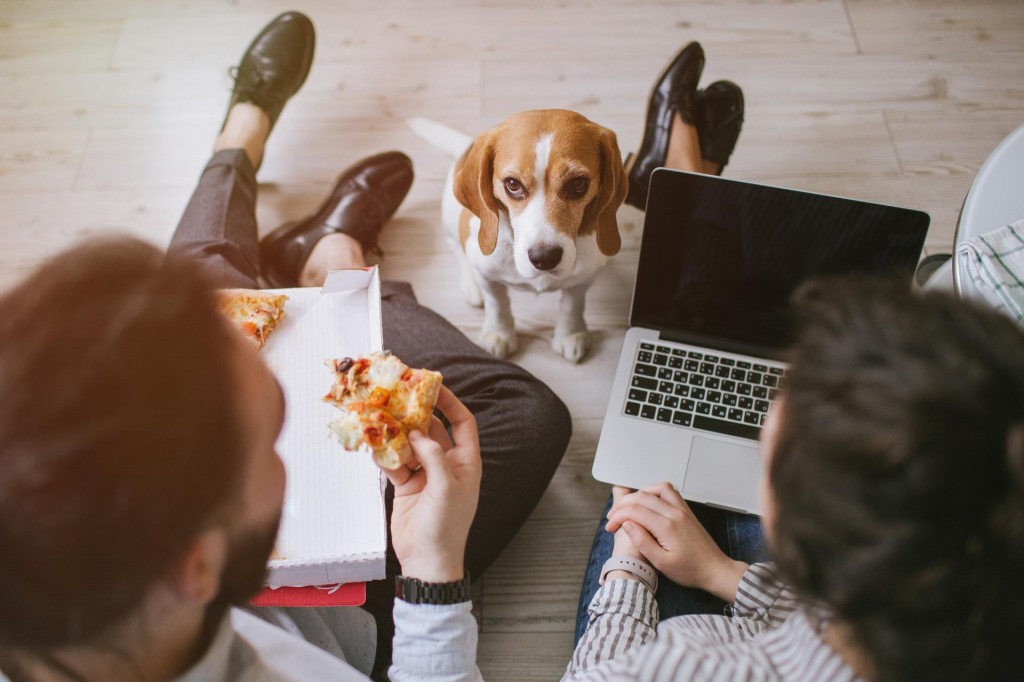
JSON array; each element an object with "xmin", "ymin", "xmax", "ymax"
[
  {"xmin": 218, "ymin": 289, "xmax": 288, "ymax": 350},
  {"xmin": 324, "ymin": 351, "xmax": 443, "ymax": 470}
]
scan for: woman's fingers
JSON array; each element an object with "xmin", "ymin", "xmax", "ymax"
[
  {"xmin": 610, "ymin": 488, "xmax": 682, "ymax": 521},
  {"xmin": 641, "ymin": 482, "xmax": 688, "ymax": 510},
  {"xmin": 607, "ymin": 502, "xmax": 674, "ymax": 539},
  {"xmin": 612, "ymin": 485, "xmax": 634, "ymax": 503},
  {"xmin": 620, "ymin": 520, "xmax": 667, "ymax": 564}
]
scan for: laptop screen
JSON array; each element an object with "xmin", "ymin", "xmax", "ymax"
[{"xmin": 631, "ymin": 170, "xmax": 930, "ymax": 356}]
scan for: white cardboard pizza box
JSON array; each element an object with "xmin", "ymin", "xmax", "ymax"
[{"xmin": 260, "ymin": 267, "xmax": 386, "ymax": 589}]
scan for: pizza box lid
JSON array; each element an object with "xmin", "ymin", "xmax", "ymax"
[{"xmin": 258, "ymin": 267, "xmax": 386, "ymax": 589}]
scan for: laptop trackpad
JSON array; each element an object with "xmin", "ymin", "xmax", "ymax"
[{"xmin": 681, "ymin": 437, "xmax": 761, "ymax": 513}]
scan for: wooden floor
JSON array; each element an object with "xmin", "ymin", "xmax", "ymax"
[{"xmin": 3, "ymin": 1, "xmax": 1024, "ymax": 678}]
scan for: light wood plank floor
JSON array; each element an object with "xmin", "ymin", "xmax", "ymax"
[{"xmin": 3, "ymin": 1, "xmax": 1024, "ymax": 678}]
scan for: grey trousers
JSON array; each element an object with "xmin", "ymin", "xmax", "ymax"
[{"xmin": 169, "ymin": 149, "xmax": 573, "ymax": 678}]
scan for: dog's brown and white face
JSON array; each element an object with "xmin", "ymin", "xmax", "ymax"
[{"xmin": 454, "ymin": 110, "xmax": 629, "ymax": 280}]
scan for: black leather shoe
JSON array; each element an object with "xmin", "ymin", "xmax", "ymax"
[
  {"xmin": 260, "ymin": 152, "xmax": 414, "ymax": 288},
  {"xmin": 696, "ymin": 80, "xmax": 745, "ymax": 175},
  {"xmin": 221, "ymin": 12, "xmax": 315, "ymax": 135},
  {"xmin": 625, "ymin": 41, "xmax": 705, "ymax": 210}
]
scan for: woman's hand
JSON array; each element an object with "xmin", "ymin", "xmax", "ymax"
[
  {"xmin": 379, "ymin": 386, "xmax": 481, "ymax": 584},
  {"xmin": 610, "ymin": 486, "xmax": 644, "ymax": 560},
  {"xmin": 605, "ymin": 482, "xmax": 748, "ymax": 602}
]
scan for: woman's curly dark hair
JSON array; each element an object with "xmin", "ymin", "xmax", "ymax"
[{"xmin": 770, "ymin": 279, "xmax": 1024, "ymax": 681}]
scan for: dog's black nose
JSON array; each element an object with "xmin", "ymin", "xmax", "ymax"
[{"xmin": 528, "ymin": 245, "xmax": 563, "ymax": 271}]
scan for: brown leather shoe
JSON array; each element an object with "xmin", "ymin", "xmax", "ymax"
[
  {"xmin": 625, "ymin": 41, "xmax": 705, "ymax": 210},
  {"xmin": 260, "ymin": 151, "xmax": 414, "ymax": 287}
]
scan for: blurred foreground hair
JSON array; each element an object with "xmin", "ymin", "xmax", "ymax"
[
  {"xmin": 0, "ymin": 237, "xmax": 245, "ymax": 648},
  {"xmin": 772, "ymin": 279, "xmax": 1024, "ymax": 681}
]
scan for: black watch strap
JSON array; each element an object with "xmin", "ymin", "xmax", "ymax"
[{"xmin": 395, "ymin": 573, "xmax": 472, "ymax": 605}]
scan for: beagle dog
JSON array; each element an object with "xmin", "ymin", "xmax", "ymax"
[{"xmin": 430, "ymin": 110, "xmax": 628, "ymax": 362}]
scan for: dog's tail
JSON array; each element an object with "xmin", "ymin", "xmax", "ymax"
[{"xmin": 407, "ymin": 117, "xmax": 473, "ymax": 158}]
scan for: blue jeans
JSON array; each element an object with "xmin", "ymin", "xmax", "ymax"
[{"xmin": 574, "ymin": 493, "xmax": 771, "ymax": 645}]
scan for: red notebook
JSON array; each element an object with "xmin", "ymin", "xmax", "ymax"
[{"xmin": 251, "ymin": 582, "xmax": 366, "ymax": 607}]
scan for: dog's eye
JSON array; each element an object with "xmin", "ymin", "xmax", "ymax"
[
  {"xmin": 504, "ymin": 178, "xmax": 525, "ymax": 198},
  {"xmin": 566, "ymin": 177, "xmax": 590, "ymax": 199}
]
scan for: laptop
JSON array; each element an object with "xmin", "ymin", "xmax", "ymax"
[{"xmin": 592, "ymin": 169, "xmax": 930, "ymax": 514}]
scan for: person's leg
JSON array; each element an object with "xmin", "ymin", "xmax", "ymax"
[
  {"xmin": 167, "ymin": 103, "xmax": 270, "ymax": 289},
  {"xmin": 167, "ymin": 7, "xmax": 313, "ymax": 287},
  {"xmin": 297, "ymin": 240, "xmax": 572, "ymax": 679},
  {"xmin": 663, "ymin": 112, "xmax": 705, "ymax": 174},
  {"xmin": 574, "ymin": 492, "xmax": 769, "ymax": 645},
  {"xmin": 363, "ymin": 281, "xmax": 572, "ymax": 678}
]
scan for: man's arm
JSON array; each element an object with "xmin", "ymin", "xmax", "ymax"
[{"xmin": 377, "ymin": 387, "xmax": 484, "ymax": 682}]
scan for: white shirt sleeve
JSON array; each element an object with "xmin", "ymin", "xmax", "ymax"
[{"xmin": 388, "ymin": 599, "xmax": 484, "ymax": 682}]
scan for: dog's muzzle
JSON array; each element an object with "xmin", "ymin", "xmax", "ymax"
[{"xmin": 528, "ymin": 244, "xmax": 564, "ymax": 271}]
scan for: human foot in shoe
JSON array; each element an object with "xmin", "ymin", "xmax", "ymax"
[
  {"xmin": 260, "ymin": 152, "xmax": 415, "ymax": 288},
  {"xmin": 696, "ymin": 81, "xmax": 745, "ymax": 176},
  {"xmin": 624, "ymin": 41, "xmax": 705, "ymax": 210},
  {"xmin": 219, "ymin": 11, "xmax": 315, "ymax": 168}
]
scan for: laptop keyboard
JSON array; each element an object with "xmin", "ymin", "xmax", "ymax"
[{"xmin": 625, "ymin": 341, "xmax": 787, "ymax": 441}]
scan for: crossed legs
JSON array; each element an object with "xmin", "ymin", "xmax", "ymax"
[
  {"xmin": 664, "ymin": 111, "xmax": 722, "ymax": 176},
  {"xmin": 168, "ymin": 102, "xmax": 572, "ymax": 679}
]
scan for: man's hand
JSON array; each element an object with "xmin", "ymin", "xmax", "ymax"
[
  {"xmin": 379, "ymin": 386, "xmax": 481, "ymax": 583},
  {"xmin": 606, "ymin": 482, "xmax": 748, "ymax": 602}
]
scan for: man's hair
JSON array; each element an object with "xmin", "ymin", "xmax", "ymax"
[
  {"xmin": 0, "ymin": 237, "xmax": 246, "ymax": 648},
  {"xmin": 772, "ymin": 280, "xmax": 1024, "ymax": 681}
]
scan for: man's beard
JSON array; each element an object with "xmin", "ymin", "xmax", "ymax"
[{"xmin": 193, "ymin": 511, "xmax": 282, "ymax": 660}]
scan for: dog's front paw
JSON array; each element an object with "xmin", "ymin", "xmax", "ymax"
[
  {"xmin": 479, "ymin": 327, "xmax": 518, "ymax": 359},
  {"xmin": 552, "ymin": 330, "xmax": 591, "ymax": 363}
]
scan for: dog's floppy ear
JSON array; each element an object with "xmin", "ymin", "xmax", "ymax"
[
  {"xmin": 584, "ymin": 126, "xmax": 629, "ymax": 257},
  {"xmin": 454, "ymin": 131, "xmax": 502, "ymax": 256}
]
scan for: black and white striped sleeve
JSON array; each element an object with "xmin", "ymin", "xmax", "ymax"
[
  {"xmin": 731, "ymin": 563, "xmax": 797, "ymax": 628},
  {"xmin": 561, "ymin": 564, "xmax": 800, "ymax": 682},
  {"xmin": 562, "ymin": 578, "xmax": 659, "ymax": 680}
]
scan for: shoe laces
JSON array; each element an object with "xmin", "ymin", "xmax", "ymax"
[{"xmin": 227, "ymin": 64, "xmax": 284, "ymax": 105}]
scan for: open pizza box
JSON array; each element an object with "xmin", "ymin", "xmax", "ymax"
[{"xmin": 254, "ymin": 267, "xmax": 388, "ymax": 603}]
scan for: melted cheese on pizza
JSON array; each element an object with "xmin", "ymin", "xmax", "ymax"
[
  {"xmin": 218, "ymin": 289, "xmax": 288, "ymax": 349},
  {"xmin": 324, "ymin": 351, "xmax": 443, "ymax": 469}
]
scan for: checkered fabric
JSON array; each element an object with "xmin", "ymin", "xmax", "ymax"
[{"xmin": 958, "ymin": 219, "xmax": 1024, "ymax": 325}]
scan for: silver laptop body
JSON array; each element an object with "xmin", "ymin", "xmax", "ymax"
[{"xmin": 592, "ymin": 169, "xmax": 930, "ymax": 514}]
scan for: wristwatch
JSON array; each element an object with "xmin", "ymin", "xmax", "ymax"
[{"xmin": 395, "ymin": 573, "xmax": 472, "ymax": 605}]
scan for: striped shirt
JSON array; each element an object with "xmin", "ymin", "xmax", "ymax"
[{"xmin": 563, "ymin": 562, "xmax": 860, "ymax": 682}]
